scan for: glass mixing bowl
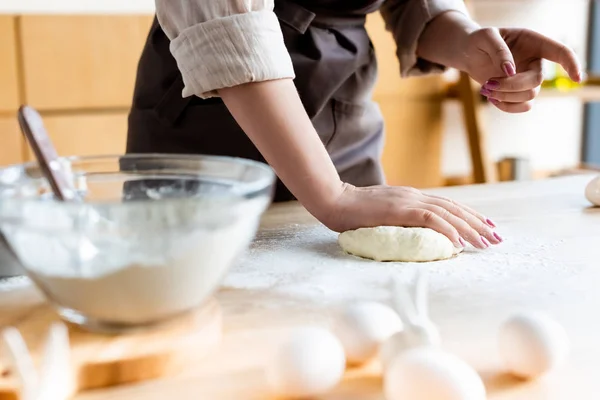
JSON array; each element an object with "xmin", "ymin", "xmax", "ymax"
[{"xmin": 0, "ymin": 154, "xmax": 275, "ymax": 332}]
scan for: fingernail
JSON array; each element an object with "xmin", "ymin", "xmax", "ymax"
[
  {"xmin": 459, "ymin": 237, "xmax": 466, "ymax": 248},
  {"xmin": 480, "ymin": 88, "xmax": 492, "ymax": 97},
  {"xmin": 503, "ymin": 62, "xmax": 516, "ymax": 76},
  {"xmin": 484, "ymin": 80, "xmax": 500, "ymax": 90},
  {"xmin": 486, "ymin": 218, "xmax": 496, "ymax": 228},
  {"xmin": 493, "ymin": 232, "xmax": 503, "ymax": 242},
  {"xmin": 489, "ymin": 98, "xmax": 500, "ymax": 105},
  {"xmin": 481, "ymin": 236, "xmax": 491, "ymax": 248}
]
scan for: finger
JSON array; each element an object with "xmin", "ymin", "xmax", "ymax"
[
  {"xmin": 489, "ymin": 98, "xmax": 535, "ymax": 113},
  {"xmin": 401, "ymin": 208, "xmax": 465, "ymax": 249},
  {"xmin": 483, "ymin": 66, "xmax": 543, "ymax": 93},
  {"xmin": 535, "ymin": 34, "xmax": 581, "ymax": 82},
  {"xmin": 422, "ymin": 198, "xmax": 502, "ymax": 245},
  {"xmin": 426, "ymin": 194, "xmax": 492, "ymax": 226},
  {"xmin": 504, "ymin": 29, "xmax": 582, "ymax": 82},
  {"xmin": 419, "ymin": 204, "xmax": 491, "ymax": 249},
  {"xmin": 482, "ymin": 86, "xmax": 540, "ymax": 103},
  {"xmin": 474, "ymin": 27, "xmax": 516, "ymax": 77}
]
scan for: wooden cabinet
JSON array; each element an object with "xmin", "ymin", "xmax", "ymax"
[
  {"xmin": 0, "ymin": 16, "xmax": 20, "ymax": 113},
  {"xmin": 0, "ymin": 118, "xmax": 23, "ymax": 167},
  {"xmin": 19, "ymin": 15, "xmax": 153, "ymax": 110},
  {"xmin": 0, "ymin": 16, "xmax": 23, "ymax": 167},
  {"xmin": 0, "ymin": 13, "xmax": 447, "ymax": 187},
  {"xmin": 366, "ymin": 14, "xmax": 446, "ymax": 187},
  {"xmin": 25, "ymin": 112, "xmax": 128, "ymax": 160},
  {"xmin": 0, "ymin": 15, "xmax": 151, "ymax": 167},
  {"xmin": 377, "ymin": 96, "xmax": 444, "ymax": 188}
]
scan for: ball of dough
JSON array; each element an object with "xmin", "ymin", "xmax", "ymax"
[
  {"xmin": 338, "ymin": 226, "xmax": 463, "ymax": 262},
  {"xmin": 333, "ymin": 301, "xmax": 403, "ymax": 365},
  {"xmin": 384, "ymin": 347, "xmax": 486, "ymax": 400},
  {"xmin": 266, "ymin": 327, "xmax": 346, "ymax": 398},
  {"xmin": 585, "ymin": 175, "xmax": 600, "ymax": 206},
  {"xmin": 498, "ymin": 311, "xmax": 570, "ymax": 379}
]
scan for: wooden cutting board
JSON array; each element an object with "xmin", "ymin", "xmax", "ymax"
[{"xmin": 0, "ymin": 298, "xmax": 221, "ymax": 399}]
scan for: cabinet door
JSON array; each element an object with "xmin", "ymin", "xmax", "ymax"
[
  {"xmin": 25, "ymin": 113, "xmax": 128, "ymax": 160},
  {"xmin": 0, "ymin": 118, "xmax": 23, "ymax": 166},
  {"xmin": 0, "ymin": 16, "xmax": 20, "ymax": 113},
  {"xmin": 366, "ymin": 14, "xmax": 445, "ymax": 187},
  {"xmin": 367, "ymin": 14, "xmax": 445, "ymax": 99},
  {"xmin": 377, "ymin": 96, "xmax": 443, "ymax": 188},
  {"xmin": 19, "ymin": 15, "xmax": 153, "ymax": 110}
]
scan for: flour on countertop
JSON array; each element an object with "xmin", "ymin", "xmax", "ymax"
[
  {"xmin": 224, "ymin": 215, "xmax": 598, "ymax": 314},
  {"xmin": 224, "ymin": 175, "xmax": 600, "ymax": 348}
]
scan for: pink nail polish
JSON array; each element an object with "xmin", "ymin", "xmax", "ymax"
[
  {"xmin": 493, "ymin": 232, "xmax": 503, "ymax": 242},
  {"xmin": 459, "ymin": 237, "xmax": 466, "ymax": 248},
  {"xmin": 484, "ymin": 80, "xmax": 500, "ymax": 90},
  {"xmin": 481, "ymin": 236, "xmax": 491, "ymax": 248},
  {"xmin": 486, "ymin": 218, "xmax": 496, "ymax": 228},
  {"xmin": 503, "ymin": 62, "xmax": 516, "ymax": 76},
  {"xmin": 480, "ymin": 88, "xmax": 492, "ymax": 97}
]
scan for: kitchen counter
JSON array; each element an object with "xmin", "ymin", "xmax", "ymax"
[
  {"xmin": 0, "ymin": 0, "xmax": 155, "ymax": 14},
  {"xmin": 1, "ymin": 175, "xmax": 600, "ymax": 399}
]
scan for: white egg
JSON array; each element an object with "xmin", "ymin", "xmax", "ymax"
[
  {"xmin": 332, "ymin": 301, "xmax": 403, "ymax": 365},
  {"xmin": 379, "ymin": 321, "xmax": 441, "ymax": 370},
  {"xmin": 266, "ymin": 327, "xmax": 346, "ymax": 398},
  {"xmin": 384, "ymin": 347, "xmax": 486, "ymax": 400},
  {"xmin": 498, "ymin": 311, "xmax": 570, "ymax": 379},
  {"xmin": 380, "ymin": 332, "xmax": 404, "ymax": 371},
  {"xmin": 585, "ymin": 175, "xmax": 600, "ymax": 206}
]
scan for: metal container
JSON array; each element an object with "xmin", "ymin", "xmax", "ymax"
[
  {"xmin": 497, "ymin": 157, "xmax": 532, "ymax": 182},
  {"xmin": 0, "ymin": 233, "xmax": 23, "ymax": 278}
]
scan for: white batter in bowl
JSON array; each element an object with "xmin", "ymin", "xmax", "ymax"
[{"xmin": 0, "ymin": 154, "xmax": 275, "ymax": 332}]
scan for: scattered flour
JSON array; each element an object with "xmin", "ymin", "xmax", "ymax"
[
  {"xmin": 222, "ymin": 176, "xmax": 600, "ymax": 359},
  {"xmin": 224, "ymin": 190, "xmax": 600, "ymax": 327}
]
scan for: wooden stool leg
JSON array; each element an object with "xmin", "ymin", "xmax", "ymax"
[{"xmin": 457, "ymin": 71, "xmax": 496, "ymax": 184}]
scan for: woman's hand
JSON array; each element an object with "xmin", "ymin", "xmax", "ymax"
[
  {"xmin": 462, "ymin": 27, "xmax": 582, "ymax": 113},
  {"xmin": 418, "ymin": 11, "xmax": 582, "ymax": 113},
  {"xmin": 323, "ymin": 183, "xmax": 501, "ymax": 250},
  {"xmin": 221, "ymin": 80, "xmax": 500, "ymax": 250}
]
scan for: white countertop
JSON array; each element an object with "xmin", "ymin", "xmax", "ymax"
[
  {"xmin": 2, "ymin": 175, "xmax": 600, "ymax": 399},
  {"xmin": 0, "ymin": 0, "xmax": 155, "ymax": 14}
]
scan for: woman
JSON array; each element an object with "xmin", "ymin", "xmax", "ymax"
[{"xmin": 127, "ymin": 0, "xmax": 581, "ymax": 250}]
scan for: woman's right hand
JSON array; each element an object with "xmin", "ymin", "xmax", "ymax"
[
  {"xmin": 219, "ymin": 80, "xmax": 501, "ymax": 250},
  {"xmin": 320, "ymin": 183, "xmax": 502, "ymax": 250}
]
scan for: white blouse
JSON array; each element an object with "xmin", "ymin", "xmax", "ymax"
[{"xmin": 155, "ymin": 0, "xmax": 469, "ymax": 99}]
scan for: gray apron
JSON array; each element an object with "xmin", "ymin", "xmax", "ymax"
[{"xmin": 127, "ymin": 0, "xmax": 386, "ymax": 202}]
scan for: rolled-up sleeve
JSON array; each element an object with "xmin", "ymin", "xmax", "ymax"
[
  {"xmin": 380, "ymin": 0, "xmax": 470, "ymax": 77},
  {"xmin": 156, "ymin": 0, "xmax": 295, "ymax": 99}
]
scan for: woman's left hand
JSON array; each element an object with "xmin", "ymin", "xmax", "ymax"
[{"xmin": 463, "ymin": 28, "xmax": 582, "ymax": 113}]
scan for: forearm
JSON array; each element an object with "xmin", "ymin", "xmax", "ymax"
[
  {"xmin": 417, "ymin": 10, "xmax": 480, "ymax": 71},
  {"xmin": 219, "ymin": 79, "xmax": 343, "ymax": 220}
]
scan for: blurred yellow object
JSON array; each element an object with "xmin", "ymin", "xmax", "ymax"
[{"xmin": 543, "ymin": 63, "xmax": 581, "ymax": 91}]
